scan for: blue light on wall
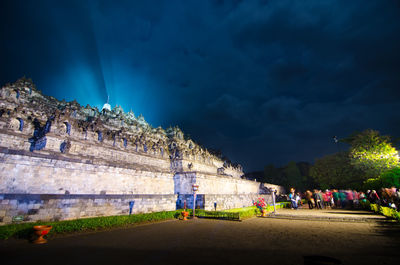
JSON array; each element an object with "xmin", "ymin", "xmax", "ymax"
[
  {"xmin": 60, "ymin": 141, "xmax": 68, "ymax": 153},
  {"xmin": 29, "ymin": 117, "xmax": 53, "ymax": 152},
  {"xmin": 144, "ymin": 143, "xmax": 147, "ymax": 153},
  {"xmin": 65, "ymin": 122, "xmax": 71, "ymax": 135},
  {"xmin": 30, "ymin": 136, "xmax": 47, "ymax": 151},
  {"xmin": 98, "ymin": 131, "xmax": 103, "ymax": 142},
  {"xmin": 17, "ymin": 118, "xmax": 24, "ymax": 131}
]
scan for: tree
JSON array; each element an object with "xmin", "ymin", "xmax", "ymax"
[
  {"xmin": 264, "ymin": 162, "xmax": 315, "ymax": 191},
  {"xmin": 282, "ymin": 161, "xmax": 303, "ymax": 191},
  {"xmin": 348, "ymin": 130, "xmax": 399, "ymax": 178},
  {"xmin": 363, "ymin": 168, "xmax": 400, "ymax": 190},
  {"xmin": 381, "ymin": 168, "xmax": 400, "ymax": 188},
  {"xmin": 297, "ymin": 162, "xmax": 318, "ymax": 189},
  {"xmin": 310, "ymin": 152, "xmax": 364, "ymax": 190},
  {"xmin": 263, "ymin": 164, "xmax": 282, "ymax": 184}
]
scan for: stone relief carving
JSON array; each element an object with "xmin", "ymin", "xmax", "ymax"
[{"xmin": 0, "ymin": 77, "xmax": 244, "ymax": 176}]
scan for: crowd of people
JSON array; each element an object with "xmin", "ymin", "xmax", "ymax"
[{"xmin": 288, "ymin": 187, "xmax": 400, "ymax": 210}]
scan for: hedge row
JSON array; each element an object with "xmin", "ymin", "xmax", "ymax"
[
  {"xmin": 0, "ymin": 210, "xmax": 182, "ymax": 240},
  {"xmin": 189, "ymin": 209, "xmax": 240, "ymax": 221},
  {"xmin": 360, "ymin": 201, "xmax": 400, "ymax": 221},
  {"xmin": 0, "ymin": 202, "xmax": 292, "ymax": 239},
  {"xmin": 369, "ymin": 204, "xmax": 400, "ymax": 221},
  {"xmin": 186, "ymin": 202, "xmax": 291, "ymax": 221},
  {"xmin": 223, "ymin": 202, "xmax": 291, "ymax": 219}
]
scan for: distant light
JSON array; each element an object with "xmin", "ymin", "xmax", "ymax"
[
  {"xmin": 102, "ymin": 103, "xmax": 111, "ymax": 112},
  {"xmin": 102, "ymin": 94, "xmax": 111, "ymax": 112}
]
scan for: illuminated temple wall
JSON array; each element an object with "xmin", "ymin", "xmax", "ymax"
[{"xmin": 0, "ymin": 79, "xmax": 283, "ymax": 225}]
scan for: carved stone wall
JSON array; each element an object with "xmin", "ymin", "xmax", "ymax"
[
  {"xmin": 0, "ymin": 78, "xmax": 283, "ymax": 225},
  {"xmin": 0, "ymin": 151, "xmax": 174, "ymax": 195},
  {"xmin": 0, "ymin": 194, "xmax": 177, "ymax": 224}
]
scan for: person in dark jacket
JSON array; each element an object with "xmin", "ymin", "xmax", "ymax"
[{"xmin": 369, "ymin": 190, "xmax": 380, "ymax": 204}]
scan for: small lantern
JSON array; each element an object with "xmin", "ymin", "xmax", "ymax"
[{"xmin": 192, "ymin": 184, "xmax": 199, "ymax": 192}]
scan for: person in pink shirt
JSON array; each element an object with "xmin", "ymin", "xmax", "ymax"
[
  {"xmin": 346, "ymin": 189, "xmax": 354, "ymax": 208},
  {"xmin": 322, "ymin": 190, "xmax": 331, "ymax": 208},
  {"xmin": 325, "ymin": 190, "xmax": 332, "ymax": 208},
  {"xmin": 353, "ymin": 190, "xmax": 360, "ymax": 208}
]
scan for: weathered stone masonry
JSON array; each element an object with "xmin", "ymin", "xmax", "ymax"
[{"xmin": 0, "ymin": 78, "xmax": 284, "ymax": 225}]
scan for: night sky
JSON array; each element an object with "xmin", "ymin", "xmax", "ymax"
[{"xmin": 1, "ymin": 0, "xmax": 400, "ymax": 172}]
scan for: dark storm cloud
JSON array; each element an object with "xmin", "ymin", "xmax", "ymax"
[{"xmin": 1, "ymin": 0, "xmax": 399, "ymax": 171}]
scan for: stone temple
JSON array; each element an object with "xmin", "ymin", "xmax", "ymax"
[{"xmin": 0, "ymin": 78, "xmax": 283, "ymax": 225}]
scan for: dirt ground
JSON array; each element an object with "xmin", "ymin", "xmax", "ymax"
[{"xmin": 1, "ymin": 209, "xmax": 400, "ymax": 265}]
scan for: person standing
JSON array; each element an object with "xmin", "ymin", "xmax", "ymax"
[
  {"xmin": 324, "ymin": 190, "xmax": 332, "ymax": 208},
  {"xmin": 353, "ymin": 190, "xmax": 359, "ymax": 208},
  {"xmin": 332, "ymin": 189, "xmax": 339, "ymax": 208},
  {"xmin": 289, "ymin": 188, "xmax": 298, "ymax": 209},
  {"xmin": 306, "ymin": 190, "xmax": 314, "ymax": 209},
  {"xmin": 346, "ymin": 189, "xmax": 354, "ymax": 208},
  {"xmin": 313, "ymin": 190, "xmax": 323, "ymax": 209},
  {"xmin": 295, "ymin": 192, "xmax": 302, "ymax": 208},
  {"xmin": 369, "ymin": 190, "xmax": 380, "ymax": 204},
  {"xmin": 318, "ymin": 190, "xmax": 324, "ymax": 209},
  {"xmin": 339, "ymin": 190, "xmax": 347, "ymax": 208}
]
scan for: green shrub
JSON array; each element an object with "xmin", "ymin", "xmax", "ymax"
[
  {"xmin": 379, "ymin": 206, "xmax": 400, "ymax": 221},
  {"xmin": 359, "ymin": 200, "xmax": 371, "ymax": 209},
  {"xmin": 189, "ymin": 209, "xmax": 240, "ymax": 221},
  {"xmin": 227, "ymin": 207, "xmax": 259, "ymax": 219},
  {"xmin": 361, "ymin": 203, "xmax": 400, "ymax": 221},
  {"xmin": 223, "ymin": 202, "xmax": 291, "ymax": 219},
  {"xmin": 370, "ymin": 203, "xmax": 380, "ymax": 213},
  {"xmin": 363, "ymin": 178, "xmax": 383, "ymax": 191}
]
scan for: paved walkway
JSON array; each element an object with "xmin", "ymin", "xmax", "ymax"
[
  {"xmin": 1, "ymin": 209, "xmax": 399, "ymax": 265},
  {"xmin": 267, "ymin": 207, "xmax": 389, "ymax": 222}
]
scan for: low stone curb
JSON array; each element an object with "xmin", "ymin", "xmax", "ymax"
[{"xmin": 264, "ymin": 213, "xmax": 393, "ymax": 223}]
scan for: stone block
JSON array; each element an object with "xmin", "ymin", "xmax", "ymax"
[
  {"xmin": 32, "ymin": 203, "xmax": 41, "ymax": 209},
  {"xmin": 28, "ymin": 209, "xmax": 39, "ymax": 215},
  {"xmin": 17, "ymin": 203, "xmax": 29, "ymax": 211},
  {"xmin": 3, "ymin": 216, "xmax": 12, "ymax": 223}
]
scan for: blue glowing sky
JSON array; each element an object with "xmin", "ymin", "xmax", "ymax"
[{"xmin": 1, "ymin": 0, "xmax": 400, "ymax": 171}]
